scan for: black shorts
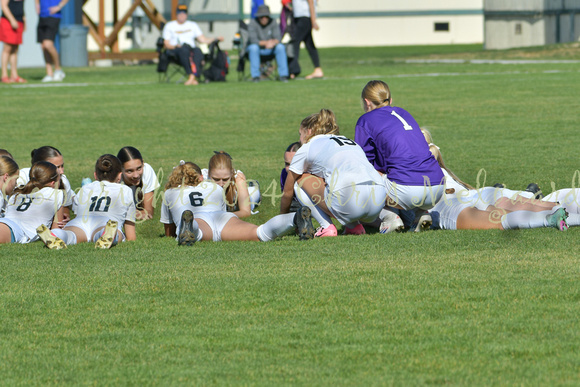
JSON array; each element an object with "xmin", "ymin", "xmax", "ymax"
[{"xmin": 37, "ymin": 17, "xmax": 60, "ymax": 43}]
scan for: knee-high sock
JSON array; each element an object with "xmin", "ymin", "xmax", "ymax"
[
  {"xmin": 294, "ymin": 185, "xmax": 332, "ymax": 228},
  {"xmin": 256, "ymin": 213, "xmax": 295, "ymax": 242},
  {"xmin": 191, "ymin": 220, "xmax": 203, "ymax": 242},
  {"xmin": 52, "ymin": 229, "xmax": 77, "ymax": 245},
  {"xmin": 501, "ymin": 209, "xmax": 554, "ymax": 230}
]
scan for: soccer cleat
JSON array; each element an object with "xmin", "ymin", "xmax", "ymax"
[
  {"xmin": 493, "ymin": 183, "xmax": 505, "ymax": 189},
  {"xmin": 314, "ymin": 224, "xmax": 338, "ymax": 237},
  {"xmin": 95, "ymin": 220, "xmax": 119, "ymax": 249},
  {"xmin": 380, "ymin": 216, "xmax": 405, "ymax": 234},
  {"xmin": 413, "ymin": 213, "xmax": 432, "ymax": 232},
  {"xmin": 546, "ymin": 208, "xmax": 569, "ymax": 231},
  {"xmin": 525, "ymin": 183, "xmax": 543, "ymax": 199},
  {"xmin": 343, "ymin": 223, "xmax": 366, "ymax": 235},
  {"xmin": 178, "ymin": 210, "xmax": 198, "ymax": 246},
  {"xmin": 36, "ymin": 224, "xmax": 67, "ymax": 249},
  {"xmin": 293, "ymin": 206, "xmax": 315, "ymax": 240}
]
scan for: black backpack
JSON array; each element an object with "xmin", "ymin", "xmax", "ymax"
[{"xmin": 203, "ymin": 41, "xmax": 229, "ymax": 82}]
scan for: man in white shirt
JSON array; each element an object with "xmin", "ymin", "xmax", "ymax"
[{"xmin": 162, "ymin": 4, "xmax": 224, "ymax": 85}]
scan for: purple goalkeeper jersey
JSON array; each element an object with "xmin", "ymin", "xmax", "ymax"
[{"xmin": 354, "ymin": 105, "xmax": 444, "ymax": 186}]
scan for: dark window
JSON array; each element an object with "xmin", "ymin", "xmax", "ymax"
[
  {"xmin": 515, "ymin": 23, "xmax": 522, "ymax": 35},
  {"xmin": 434, "ymin": 22, "xmax": 449, "ymax": 32}
]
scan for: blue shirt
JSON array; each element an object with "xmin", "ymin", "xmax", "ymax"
[
  {"xmin": 355, "ymin": 105, "xmax": 444, "ymax": 186},
  {"xmin": 39, "ymin": 0, "xmax": 62, "ymax": 18}
]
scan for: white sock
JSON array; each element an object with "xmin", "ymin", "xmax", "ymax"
[
  {"xmin": 565, "ymin": 213, "xmax": 580, "ymax": 226},
  {"xmin": 192, "ymin": 220, "xmax": 203, "ymax": 242},
  {"xmin": 52, "ymin": 229, "xmax": 77, "ymax": 245},
  {"xmin": 379, "ymin": 208, "xmax": 399, "ymax": 223},
  {"xmin": 500, "ymin": 209, "xmax": 553, "ymax": 230},
  {"xmin": 256, "ymin": 213, "xmax": 295, "ymax": 242},
  {"xmin": 294, "ymin": 185, "xmax": 332, "ymax": 228}
]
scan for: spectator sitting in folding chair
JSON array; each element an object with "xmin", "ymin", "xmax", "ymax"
[
  {"xmin": 162, "ymin": 4, "xmax": 224, "ymax": 86},
  {"xmin": 247, "ymin": 4, "xmax": 289, "ymax": 83}
]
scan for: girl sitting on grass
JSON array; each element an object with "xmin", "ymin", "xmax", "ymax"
[
  {"xmin": 37, "ymin": 154, "xmax": 136, "ymax": 249},
  {"xmin": 161, "ymin": 161, "xmax": 314, "ymax": 245},
  {"xmin": 117, "ymin": 146, "xmax": 160, "ymax": 221},
  {"xmin": 280, "ymin": 108, "xmax": 387, "ymax": 237},
  {"xmin": 0, "ymin": 162, "xmax": 64, "ymax": 244}
]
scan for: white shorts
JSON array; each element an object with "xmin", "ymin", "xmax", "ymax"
[
  {"xmin": 429, "ymin": 194, "xmax": 472, "ymax": 230},
  {"xmin": 383, "ymin": 175, "xmax": 444, "ymax": 211},
  {"xmin": 196, "ymin": 212, "xmax": 237, "ymax": 242},
  {"xmin": 0, "ymin": 218, "xmax": 27, "ymax": 243},
  {"xmin": 325, "ymin": 183, "xmax": 387, "ymax": 225},
  {"xmin": 67, "ymin": 216, "xmax": 126, "ymax": 241},
  {"xmin": 543, "ymin": 188, "xmax": 580, "ymax": 206}
]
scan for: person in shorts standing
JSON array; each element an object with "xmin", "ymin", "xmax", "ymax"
[
  {"xmin": 36, "ymin": 0, "xmax": 68, "ymax": 82},
  {"xmin": 0, "ymin": 0, "xmax": 26, "ymax": 83}
]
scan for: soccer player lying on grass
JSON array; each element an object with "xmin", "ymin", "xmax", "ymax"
[
  {"xmin": 37, "ymin": 154, "xmax": 137, "ymax": 249},
  {"xmin": 420, "ymin": 128, "xmax": 579, "ymax": 228},
  {"xmin": 17, "ymin": 146, "xmax": 76, "ymax": 228},
  {"xmin": 0, "ymin": 154, "xmax": 18, "ymax": 217},
  {"xmin": 280, "ymin": 108, "xmax": 387, "ymax": 237},
  {"xmin": 426, "ymin": 144, "xmax": 569, "ymax": 231},
  {"xmin": 161, "ymin": 161, "xmax": 314, "ymax": 245},
  {"xmin": 117, "ymin": 146, "xmax": 160, "ymax": 221},
  {"xmin": 1, "ymin": 161, "xmax": 65, "ymax": 244}
]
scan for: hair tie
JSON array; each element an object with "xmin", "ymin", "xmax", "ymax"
[
  {"xmin": 180, "ymin": 160, "xmax": 185, "ymax": 165},
  {"xmin": 214, "ymin": 151, "xmax": 232, "ymax": 160}
]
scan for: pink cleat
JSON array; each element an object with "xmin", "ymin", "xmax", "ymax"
[
  {"xmin": 315, "ymin": 224, "xmax": 338, "ymax": 237},
  {"xmin": 343, "ymin": 223, "xmax": 366, "ymax": 235}
]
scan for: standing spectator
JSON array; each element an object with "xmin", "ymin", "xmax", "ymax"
[
  {"xmin": 247, "ymin": 4, "xmax": 289, "ymax": 82},
  {"xmin": 0, "ymin": 0, "xmax": 26, "ymax": 83},
  {"xmin": 162, "ymin": 4, "xmax": 223, "ymax": 86},
  {"xmin": 36, "ymin": 0, "xmax": 68, "ymax": 82},
  {"xmin": 288, "ymin": 0, "xmax": 323, "ymax": 80}
]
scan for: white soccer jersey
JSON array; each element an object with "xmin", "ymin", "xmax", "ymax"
[
  {"xmin": 18, "ymin": 168, "xmax": 76, "ymax": 207},
  {"xmin": 72, "ymin": 180, "xmax": 136, "ymax": 228},
  {"xmin": 0, "ymin": 194, "xmax": 6, "ymax": 217},
  {"xmin": 162, "ymin": 20, "xmax": 203, "ymax": 47},
  {"xmin": 160, "ymin": 181, "xmax": 226, "ymax": 228},
  {"xmin": 4, "ymin": 187, "xmax": 64, "ymax": 242},
  {"xmin": 141, "ymin": 163, "xmax": 160, "ymax": 194},
  {"xmin": 289, "ymin": 134, "xmax": 384, "ymax": 191}
]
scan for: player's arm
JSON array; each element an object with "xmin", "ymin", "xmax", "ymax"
[
  {"xmin": 136, "ymin": 192, "xmax": 154, "ymax": 220},
  {"xmin": 233, "ymin": 172, "xmax": 251, "ymax": 218},
  {"xmin": 51, "ymin": 206, "xmax": 65, "ymax": 230},
  {"xmin": 164, "ymin": 223, "xmax": 177, "ymax": 237},
  {"xmin": 280, "ymin": 171, "xmax": 300, "ymax": 214},
  {"xmin": 124, "ymin": 221, "xmax": 136, "ymax": 241}
]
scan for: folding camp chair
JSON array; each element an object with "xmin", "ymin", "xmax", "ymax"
[{"xmin": 233, "ymin": 20, "xmax": 276, "ymax": 82}]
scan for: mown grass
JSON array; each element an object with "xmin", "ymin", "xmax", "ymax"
[{"xmin": 1, "ymin": 43, "xmax": 579, "ymax": 385}]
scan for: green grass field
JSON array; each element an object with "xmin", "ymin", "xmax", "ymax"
[{"xmin": 1, "ymin": 43, "xmax": 579, "ymax": 385}]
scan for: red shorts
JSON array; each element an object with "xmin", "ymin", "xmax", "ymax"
[{"xmin": 0, "ymin": 17, "xmax": 24, "ymax": 45}]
